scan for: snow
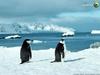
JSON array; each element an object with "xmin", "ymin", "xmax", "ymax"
[
  {"xmin": 91, "ymin": 30, "xmax": 100, "ymax": 34},
  {"xmin": 0, "ymin": 46, "xmax": 100, "ymax": 75}
]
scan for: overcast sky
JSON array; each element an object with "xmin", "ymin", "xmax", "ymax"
[{"xmin": 0, "ymin": 0, "xmax": 100, "ymax": 32}]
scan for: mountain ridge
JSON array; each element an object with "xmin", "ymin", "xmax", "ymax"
[{"xmin": 0, "ymin": 23, "xmax": 75, "ymax": 34}]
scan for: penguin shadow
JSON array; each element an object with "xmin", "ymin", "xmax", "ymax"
[
  {"xmin": 19, "ymin": 61, "xmax": 32, "ymax": 64},
  {"xmin": 37, "ymin": 58, "xmax": 52, "ymax": 62},
  {"xmin": 37, "ymin": 58, "xmax": 52, "ymax": 61},
  {"xmin": 33, "ymin": 58, "xmax": 53, "ymax": 63},
  {"xmin": 20, "ymin": 58, "xmax": 54, "ymax": 64},
  {"xmin": 64, "ymin": 57, "xmax": 85, "ymax": 62}
]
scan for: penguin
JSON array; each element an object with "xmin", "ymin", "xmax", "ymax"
[
  {"xmin": 20, "ymin": 39, "xmax": 32, "ymax": 64},
  {"xmin": 52, "ymin": 39, "xmax": 65, "ymax": 62}
]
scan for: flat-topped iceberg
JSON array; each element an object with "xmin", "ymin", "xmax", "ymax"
[
  {"xmin": 91, "ymin": 30, "xmax": 100, "ymax": 34},
  {"xmin": 62, "ymin": 31, "xmax": 75, "ymax": 37}
]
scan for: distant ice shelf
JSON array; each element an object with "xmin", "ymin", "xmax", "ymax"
[{"xmin": 91, "ymin": 30, "xmax": 100, "ymax": 34}]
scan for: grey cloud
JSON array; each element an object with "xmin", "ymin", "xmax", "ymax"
[
  {"xmin": 0, "ymin": 0, "xmax": 99, "ymax": 17},
  {"xmin": 50, "ymin": 16, "xmax": 100, "ymax": 32}
]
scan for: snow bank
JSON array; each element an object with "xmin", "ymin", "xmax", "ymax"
[{"xmin": 0, "ymin": 46, "xmax": 100, "ymax": 75}]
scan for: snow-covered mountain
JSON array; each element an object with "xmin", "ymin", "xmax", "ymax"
[
  {"xmin": 0, "ymin": 23, "xmax": 75, "ymax": 34},
  {"xmin": 0, "ymin": 23, "xmax": 32, "ymax": 34}
]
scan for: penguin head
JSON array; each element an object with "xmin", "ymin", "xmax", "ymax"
[
  {"xmin": 26, "ymin": 40, "xmax": 32, "ymax": 44},
  {"xmin": 23, "ymin": 39, "xmax": 33, "ymax": 45},
  {"xmin": 59, "ymin": 38, "xmax": 64, "ymax": 44}
]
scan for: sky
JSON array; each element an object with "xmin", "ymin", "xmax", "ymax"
[{"xmin": 0, "ymin": 0, "xmax": 100, "ymax": 32}]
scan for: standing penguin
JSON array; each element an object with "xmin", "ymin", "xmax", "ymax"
[
  {"xmin": 52, "ymin": 39, "xmax": 65, "ymax": 62},
  {"xmin": 20, "ymin": 39, "xmax": 32, "ymax": 64}
]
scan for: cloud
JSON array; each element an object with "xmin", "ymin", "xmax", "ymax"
[
  {"xmin": 0, "ymin": 0, "xmax": 99, "ymax": 17},
  {"xmin": 58, "ymin": 10, "xmax": 100, "ymax": 18},
  {"xmin": 49, "ymin": 10, "xmax": 100, "ymax": 23},
  {"xmin": 47, "ymin": 10, "xmax": 100, "ymax": 32}
]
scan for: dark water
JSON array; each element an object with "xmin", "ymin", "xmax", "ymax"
[{"xmin": 0, "ymin": 32, "xmax": 100, "ymax": 52}]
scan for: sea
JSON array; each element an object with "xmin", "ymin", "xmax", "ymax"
[{"xmin": 0, "ymin": 32, "xmax": 100, "ymax": 52}]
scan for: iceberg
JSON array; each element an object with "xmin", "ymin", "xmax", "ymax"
[
  {"xmin": 5, "ymin": 35, "xmax": 21, "ymax": 39},
  {"xmin": 32, "ymin": 40, "xmax": 43, "ymax": 44},
  {"xmin": 91, "ymin": 30, "xmax": 100, "ymax": 34},
  {"xmin": 62, "ymin": 31, "xmax": 75, "ymax": 37}
]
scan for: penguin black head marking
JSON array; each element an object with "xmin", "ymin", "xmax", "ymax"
[{"xmin": 22, "ymin": 39, "xmax": 32, "ymax": 48}]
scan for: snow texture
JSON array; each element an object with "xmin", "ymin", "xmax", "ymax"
[{"xmin": 0, "ymin": 46, "xmax": 100, "ymax": 75}]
